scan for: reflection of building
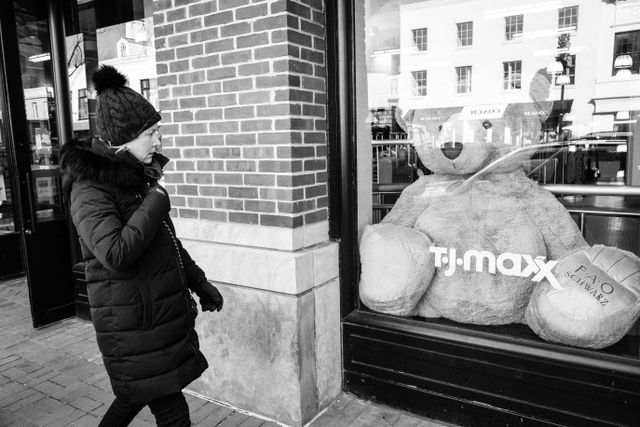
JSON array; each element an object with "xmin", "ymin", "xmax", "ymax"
[
  {"xmin": 591, "ymin": 1, "xmax": 640, "ymax": 135},
  {"xmin": 66, "ymin": 18, "xmax": 157, "ymax": 137},
  {"xmin": 98, "ymin": 19, "xmax": 158, "ymax": 108},
  {"xmin": 365, "ymin": 0, "xmax": 640, "ymax": 144},
  {"xmin": 23, "ymin": 86, "xmax": 56, "ymax": 164}
]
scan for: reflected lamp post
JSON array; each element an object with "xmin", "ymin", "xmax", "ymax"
[{"xmin": 546, "ymin": 58, "xmax": 571, "ymax": 140}]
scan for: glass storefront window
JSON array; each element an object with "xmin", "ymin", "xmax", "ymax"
[
  {"xmin": 14, "ymin": 0, "xmax": 66, "ymax": 221},
  {"xmin": 356, "ymin": 0, "xmax": 640, "ymax": 357},
  {"xmin": 66, "ymin": 0, "xmax": 158, "ymax": 140},
  {"xmin": 0, "ymin": 101, "xmax": 15, "ymax": 234}
]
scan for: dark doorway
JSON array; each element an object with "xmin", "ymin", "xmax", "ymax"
[{"xmin": 0, "ymin": 0, "xmax": 74, "ymax": 327}]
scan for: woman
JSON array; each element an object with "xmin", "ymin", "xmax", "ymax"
[{"xmin": 60, "ymin": 65, "xmax": 223, "ymax": 426}]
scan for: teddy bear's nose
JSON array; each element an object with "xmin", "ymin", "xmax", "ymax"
[{"xmin": 441, "ymin": 142, "xmax": 463, "ymax": 160}]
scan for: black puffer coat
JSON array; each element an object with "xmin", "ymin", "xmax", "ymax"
[{"xmin": 60, "ymin": 139, "xmax": 208, "ymax": 403}]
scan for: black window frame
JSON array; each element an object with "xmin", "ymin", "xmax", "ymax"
[
  {"xmin": 558, "ymin": 5, "xmax": 579, "ymax": 31},
  {"xmin": 77, "ymin": 88, "xmax": 88, "ymax": 120},
  {"xmin": 411, "ymin": 70, "xmax": 427, "ymax": 96},
  {"xmin": 505, "ymin": 14, "xmax": 523, "ymax": 41},
  {"xmin": 612, "ymin": 30, "xmax": 640, "ymax": 75},
  {"xmin": 503, "ymin": 60, "xmax": 522, "ymax": 90},
  {"xmin": 456, "ymin": 21, "xmax": 473, "ymax": 47},
  {"xmin": 411, "ymin": 27, "xmax": 428, "ymax": 51},
  {"xmin": 140, "ymin": 78, "xmax": 150, "ymax": 100},
  {"xmin": 455, "ymin": 65, "xmax": 472, "ymax": 94}
]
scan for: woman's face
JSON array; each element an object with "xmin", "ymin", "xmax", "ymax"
[{"xmin": 124, "ymin": 124, "xmax": 161, "ymax": 164}]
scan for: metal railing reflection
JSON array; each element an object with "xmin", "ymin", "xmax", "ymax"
[{"xmin": 372, "ymin": 182, "xmax": 640, "ymax": 237}]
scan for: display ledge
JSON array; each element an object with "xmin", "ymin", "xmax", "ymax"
[{"xmin": 343, "ymin": 309, "xmax": 640, "ymax": 426}]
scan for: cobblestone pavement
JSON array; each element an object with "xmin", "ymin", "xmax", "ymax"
[{"xmin": 0, "ymin": 276, "xmax": 445, "ymax": 426}]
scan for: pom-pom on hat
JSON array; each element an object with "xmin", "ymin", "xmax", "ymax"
[{"xmin": 92, "ymin": 65, "xmax": 161, "ymax": 146}]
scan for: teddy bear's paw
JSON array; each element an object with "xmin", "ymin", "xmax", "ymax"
[
  {"xmin": 526, "ymin": 245, "xmax": 640, "ymax": 349},
  {"xmin": 359, "ymin": 223, "xmax": 435, "ymax": 316}
]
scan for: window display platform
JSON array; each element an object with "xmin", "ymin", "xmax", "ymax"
[{"xmin": 343, "ymin": 310, "xmax": 640, "ymax": 426}]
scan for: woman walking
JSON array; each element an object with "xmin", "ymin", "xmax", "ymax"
[{"xmin": 60, "ymin": 65, "xmax": 223, "ymax": 426}]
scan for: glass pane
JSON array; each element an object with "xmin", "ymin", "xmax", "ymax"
[
  {"xmin": 65, "ymin": 0, "xmax": 158, "ymax": 140},
  {"xmin": 357, "ymin": 0, "xmax": 640, "ymax": 357},
  {"xmin": 15, "ymin": 0, "xmax": 65, "ymax": 222},
  {"xmin": 0, "ymin": 94, "xmax": 16, "ymax": 234}
]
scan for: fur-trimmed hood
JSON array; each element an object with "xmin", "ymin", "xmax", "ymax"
[{"xmin": 60, "ymin": 138, "xmax": 168, "ymax": 195}]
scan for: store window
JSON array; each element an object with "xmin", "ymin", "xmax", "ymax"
[
  {"xmin": 456, "ymin": 21, "xmax": 473, "ymax": 46},
  {"xmin": 558, "ymin": 6, "xmax": 579, "ymax": 31},
  {"xmin": 612, "ymin": 30, "xmax": 640, "ymax": 75},
  {"xmin": 503, "ymin": 60, "xmax": 522, "ymax": 90},
  {"xmin": 455, "ymin": 66, "xmax": 472, "ymax": 94},
  {"xmin": 412, "ymin": 28, "xmax": 428, "ymax": 51},
  {"xmin": 505, "ymin": 15, "xmax": 523, "ymax": 41},
  {"xmin": 411, "ymin": 70, "xmax": 427, "ymax": 96},
  {"xmin": 78, "ymin": 89, "xmax": 88, "ymax": 120},
  {"xmin": 357, "ymin": 0, "xmax": 640, "ymax": 359}
]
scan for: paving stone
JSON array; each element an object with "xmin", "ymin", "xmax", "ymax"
[
  {"xmin": 70, "ymin": 396, "xmax": 103, "ymax": 412},
  {"xmin": 4, "ymin": 390, "xmax": 46, "ymax": 413},
  {"xmin": 191, "ymin": 401, "xmax": 226, "ymax": 423},
  {"xmin": 31, "ymin": 380, "xmax": 64, "ymax": 395},
  {"xmin": 198, "ymin": 406, "xmax": 235, "ymax": 425},
  {"xmin": 42, "ymin": 407, "xmax": 86, "ymax": 426},
  {"xmin": 218, "ymin": 411, "xmax": 249, "ymax": 427},
  {"xmin": 237, "ymin": 416, "xmax": 266, "ymax": 427},
  {"xmin": 68, "ymin": 413, "xmax": 102, "ymax": 427}
]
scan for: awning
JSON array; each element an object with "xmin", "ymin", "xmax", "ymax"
[
  {"xmin": 458, "ymin": 103, "xmax": 508, "ymax": 120},
  {"xmin": 404, "ymin": 106, "xmax": 462, "ymax": 125},
  {"xmin": 406, "ymin": 101, "xmax": 570, "ymax": 126},
  {"xmin": 592, "ymin": 97, "xmax": 640, "ymax": 114}
]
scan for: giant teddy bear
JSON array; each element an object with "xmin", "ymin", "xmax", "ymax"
[{"xmin": 359, "ymin": 117, "xmax": 640, "ymax": 349}]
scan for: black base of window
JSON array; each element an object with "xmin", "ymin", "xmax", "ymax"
[
  {"xmin": 343, "ymin": 310, "xmax": 640, "ymax": 426},
  {"xmin": 0, "ymin": 233, "xmax": 23, "ymax": 279},
  {"xmin": 72, "ymin": 262, "xmax": 90, "ymax": 321}
]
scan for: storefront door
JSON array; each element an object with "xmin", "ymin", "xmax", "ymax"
[
  {"xmin": 0, "ymin": 0, "xmax": 74, "ymax": 327},
  {"xmin": 0, "ymin": 52, "xmax": 23, "ymax": 279}
]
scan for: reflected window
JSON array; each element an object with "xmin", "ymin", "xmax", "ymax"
[
  {"xmin": 78, "ymin": 89, "xmax": 88, "ymax": 120},
  {"xmin": 456, "ymin": 66, "xmax": 472, "ymax": 94},
  {"xmin": 503, "ymin": 60, "xmax": 522, "ymax": 90},
  {"xmin": 411, "ymin": 70, "xmax": 427, "ymax": 96},
  {"xmin": 412, "ymin": 28, "xmax": 428, "ymax": 51},
  {"xmin": 554, "ymin": 55, "xmax": 576, "ymax": 86},
  {"xmin": 390, "ymin": 78, "xmax": 398, "ymax": 98},
  {"xmin": 613, "ymin": 30, "xmax": 640, "ymax": 75},
  {"xmin": 558, "ymin": 6, "xmax": 579, "ymax": 31},
  {"xmin": 457, "ymin": 21, "xmax": 473, "ymax": 47},
  {"xmin": 505, "ymin": 15, "xmax": 523, "ymax": 41},
  {"xmin": 140, "ymin": 79, "xmax": 150, "ymax": 100}
]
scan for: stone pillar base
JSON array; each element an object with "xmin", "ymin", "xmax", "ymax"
[{"xmin": 175, "ymin": 219, "xmax": 341, "ymax": 426}]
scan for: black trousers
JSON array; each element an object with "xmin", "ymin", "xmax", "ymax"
[{"xmin": 99, "ymin": 392, "xmax": 191, "ymax": 427}]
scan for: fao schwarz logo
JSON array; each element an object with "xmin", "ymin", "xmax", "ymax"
[{"xmin": 429, "ymin": 246, "xmax": 561, "ymax": 289}]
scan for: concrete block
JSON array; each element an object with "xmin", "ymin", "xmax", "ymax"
[{"xmin": 189, "ymin": 280, "xmax": 341, "ymax": 426}]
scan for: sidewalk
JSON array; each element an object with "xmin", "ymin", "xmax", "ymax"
[{"xmin": 0, "ymin": 276, "xmax": 446, "ymax": 426}]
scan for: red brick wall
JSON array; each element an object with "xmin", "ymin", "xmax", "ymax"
[{"xmin": 153, "ymin": 0, "xmax": 327, "ymax": 228}]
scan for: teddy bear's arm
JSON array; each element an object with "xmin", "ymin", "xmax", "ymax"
[{"xmin": 526, "ymin": 188, "xmax": 588, "ymax": 259}]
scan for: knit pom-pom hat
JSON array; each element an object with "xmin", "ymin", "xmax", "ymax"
[{"xmin": 92, "ymin": 65, "xmax": 161, "ymax": 146}]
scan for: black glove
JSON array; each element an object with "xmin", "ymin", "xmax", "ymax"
[{"xmin": 192, "ymin": 281, "xmax": 223, "ymax": 312}]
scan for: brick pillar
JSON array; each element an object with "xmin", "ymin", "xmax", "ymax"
[{"xmin": 153, "ymin": 1, "xmax": 339, "ymax": 425}]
